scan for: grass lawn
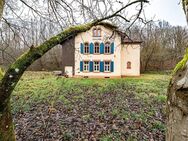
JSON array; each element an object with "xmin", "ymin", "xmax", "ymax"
[{"xmin": 12, "ymin": 71, "xmax": 170, "ymax": 141}]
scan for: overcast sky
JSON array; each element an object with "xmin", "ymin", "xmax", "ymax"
[{"xmin": 145, "ymin": 0, "xmax": 187, "ymax": 26}]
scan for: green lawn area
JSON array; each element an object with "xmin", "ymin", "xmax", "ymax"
[{"xmin": 12, "ymin": 71, "xmax": 170, "ymax": 141}]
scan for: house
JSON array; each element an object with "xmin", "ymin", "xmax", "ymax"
[{"xmin": 61, "ymin": 22, "xmax": 141, "ymax": 78}]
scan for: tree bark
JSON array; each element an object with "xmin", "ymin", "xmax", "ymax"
[
  {"xmin": 166, "ymin": 1, "xmax": 188, "ymax": 140},
  {"xmin": 0, "ymin": 99, "xmax": 16, "ymax": 141},
  {"xmin": 166, "ymin": 49, "xmax": 188, "ymax": 141},
  {"xmin": 0, "ymin": 1, "xmax": 14, "ymax": 140}
]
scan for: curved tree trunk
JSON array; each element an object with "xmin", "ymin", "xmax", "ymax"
[
  {"xmin": 0, "ymin": 21, "xmax": 96, "ymax": 140},
  {"xmin": 0, "ymin": 1, "xmax": 148, "ymax": 139},
  {"xmin": 0, "ymin": 20, "xmax": 119, "ymax": 140},
  {"xmin": 0, "ymin": 22, "xmax": 96, "ymax": 102}
]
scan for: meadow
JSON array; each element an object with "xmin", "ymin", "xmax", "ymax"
[{"xmin": 12, "ymin": 71, "xmax": 170, "ymax": 141}]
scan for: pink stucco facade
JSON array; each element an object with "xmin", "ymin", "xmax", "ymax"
[{"xmin": 64, "ymin": 24, "xmax": 141, "ymax": 78}]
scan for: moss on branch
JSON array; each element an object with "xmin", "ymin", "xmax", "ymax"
[
  {"xmin": 173, "ymin": 48, "xmax": 188, "ymax": 73},
  {"xmin": 0, "ymin": 22, "xmax": 96, "ymax": 107},
  {"xmin": 175, "ymin": 1, "xmax": 188, "ymax": 73},
  {"xmin": 173, "ymin": 1, "xmax": 188, "ymax": 73},
  {"xmin": 0, "ymin": 68, "xmax": 4, "ymax": 80},
  {"xmin": 0, "ymin": 0, "xmax": 5, "ymax": 19},
  {"xmin": 10, "ymin": 22, "xmax": 94, "ymax": 70}
]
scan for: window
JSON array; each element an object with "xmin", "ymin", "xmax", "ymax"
[
  {"xmin": 104, "ymin": 61, "xmax": 111, "ymax": 72},
  {"xmin": 97, "ymin": 28, "xmax": 101, "ymax": 37},
  {"xmin": 94, "ymin": 42, "xmax": 100, "ymax": 54},
  {"xmin": 84, "ymin": 43, "xmax": 89, "ymax": 54},
  {"xmin": 93, "ymin": 28, "xmax": 101, "ymax": 37},
  {"xmin": 93, "ymin": 28, "xmax": 97, "ymax": 37},
  {"xmin": 104, "ymin": 42, "xmax": 111, "ymax": 54},
  {"xmin": 83, "ymin": 61, "xmax": 89, "ymax": 71},
  {"xmin": 94, "ymin": 61, "xmax": 100, "ymax": 72},
  {"xmin": 127, "ymin": 61, "xmax": 131, "ymax": 69}
]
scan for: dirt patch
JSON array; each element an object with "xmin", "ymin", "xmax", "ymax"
[{"xmin": 13, "ymin": 89, "xmax": 165, "ymax": 141}]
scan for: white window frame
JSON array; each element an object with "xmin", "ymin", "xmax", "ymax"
[
  {"xmin": 93, "ymin": 61, "xmax": 100, "ymax": 72},
  {"xmin": 93, "ymin": 28, "xmax": 101, "ymax": 37},
  {"xmin": 93, "ymin": 28, "xmax": 97, "ymax": 37},
  {"xmin": 84, "ymin": 43, "xmax": 89, "ymax": 54},
  {"xmin": 104, "ymin": 61, "xmax": 111, "ymax": 72},
  {"xmin": 83, "ymin": 61, "xmax": 89, "ymax": 72},
  {"xmin": 97, "ymin": 28, "xmax": 101, "ymax": 37},
  {"xmin": 94, "ymin": 42, "xmax": 100, "ymax": 54},
  {"xmin": 104, "ymin": 42, "xmax": 111, "ymax": 54}
]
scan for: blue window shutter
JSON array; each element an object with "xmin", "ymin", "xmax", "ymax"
[
  {"xmin": 100, "ymin": 61, "xmax": 104, "ymax": 72},
  {"xmin": 80, "ymin": 61, "xmax": 83, "ymax": 71},
  {"xmin": 90, "ymin": 43, "xmax": 94, "ymax": 54},
  {"xmin": 110, "ymin": 61, "xmax": 114, "ymax": 72},
  {"xmin": 80, "ymin": 43, "xmax": 84, "ymax": 54},
  {"xmin": 89, "ymin": 61, "xmax": 93, "ymax": 72},
  {"xmin": 100, "ymin": 43, "xmax": 104, "ymax": 54},
  {"xmin": 111, "ymin": 42, "xmax": 114, "ymax": 54}
]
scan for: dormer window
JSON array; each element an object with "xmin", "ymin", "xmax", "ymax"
[
  {"xmin": 97, "ymin": 28, "xmax": 101, "ymax": 37},
  {"xmin": 93, "ymin": 27, "xmax": 101, "ymax": 37},
  {"xmin": 93, "ymin": 28, "xmax": 97, "ymax": 37}
]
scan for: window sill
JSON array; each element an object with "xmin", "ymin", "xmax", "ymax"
[
  {"xmin": 93, "ymin": 36, "xmax": 101, "ymax": 37},
  {"xmin": 104, "ymin": 71, "xmax": 111, "ymax": 73},
  {"xmin": 93, "ymin": 71, "xmax": 100, "ymax": 73},
  {"xmin": 93, "ymin": 37, "xmax": 102, "ymax": 40}
]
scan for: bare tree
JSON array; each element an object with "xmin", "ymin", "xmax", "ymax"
[
  {"xmin": 0, "ymin": 0, "xmax": 149, "ymax": 140},
  {"xmin": 138, "ymin": 20, "xmax": 188, "ymax": 72}
]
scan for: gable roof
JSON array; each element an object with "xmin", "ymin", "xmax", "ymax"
[
  {"xmin": 95, "ymin": 22, "xmax": 142, "ymax": 44},
  {"xmin": 95, "ymin": 22, "xmax": 118, "ymax": 29}
]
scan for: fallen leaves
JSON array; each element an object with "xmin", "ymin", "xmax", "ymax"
[
  {"xmin": 13, "ymin": 83, "xmax": 165, "ymax": 141},
  {"xmin": 12, "ymin": 75, "xmax": 168, "ymax": 141}
]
